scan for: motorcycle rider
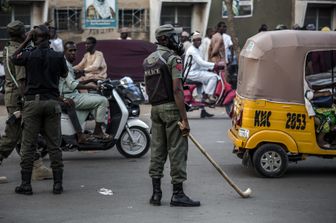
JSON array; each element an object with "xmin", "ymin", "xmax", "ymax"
[
  {"xmin": 185, "ymin": 31, "xmax": 224, "ymax": 117},
  {"xmin": 74, "ymin": 37, "xmax": 107, "ymax": 81},
  {"xmin": 60, "ymin": 41, "xmax": 111, "ymax": 140},
  {"xmin": 144, "ymin": 24, "xmax": 200, "ymax": 207}
]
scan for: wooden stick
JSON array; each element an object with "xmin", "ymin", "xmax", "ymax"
[{"xmin": 178, "ymin": 122, "xmax": 252, "ymax": 198}]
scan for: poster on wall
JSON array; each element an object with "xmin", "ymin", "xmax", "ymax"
[
  {"xmin": 84, "ymin": 0, "xmax": 118, "ymax": 28},
  {"xmin": 222, "ymin": 0, "xmax": 253, "ymax": 18}
]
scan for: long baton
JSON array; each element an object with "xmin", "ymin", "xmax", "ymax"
[{"xmin": 178, "ymin": 122, "xmax": 252, "ymax": 198}]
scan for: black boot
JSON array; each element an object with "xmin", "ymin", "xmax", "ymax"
[
  {"xmin": 149, "ymin": 178, "xmax": 162, "ymax": 206},
  {"xmin": 200, "ymin": 110, "xmax": 214, "ymax": 118},
  {"xmin": 15, "ymin": 170, "xmax": 33, "ymax": 195},
  {"xmin": 170, "ymin": 183, "xmax": 200, "ymax": 207},
  {"xmin": 52, "ymin": 169, "xmax": 63, "ymax": 194}
]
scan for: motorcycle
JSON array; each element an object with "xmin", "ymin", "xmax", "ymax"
[
  {"xmin": 28, "ymin": 77, "xmax": 151, "ymax": 159},
  {"xmin": 183, "ymin": 55, "xmax": 237, "ymax": 116}
]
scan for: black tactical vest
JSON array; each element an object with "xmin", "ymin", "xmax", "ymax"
[{"xmin": 143, "ymin": 51, "xmax": 175, "ymax": 106}]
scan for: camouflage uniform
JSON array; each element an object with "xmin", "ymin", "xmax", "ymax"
[
  {"xmin": 145, "ymin": 24, "xmax": 200, "ymax": 207},
  {"xmin": 0, "ymin": 40, "xmax": 25, "ymax": 161},
  {"xmin": 146, "ymin": 45, "xmax": 188, "ymax": 184}
]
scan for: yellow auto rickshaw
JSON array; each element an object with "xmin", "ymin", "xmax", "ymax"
[{"xmin": 228, "ymin": 30, "xmax": 336, "ymax": 177}]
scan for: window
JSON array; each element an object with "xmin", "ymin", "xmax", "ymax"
[
  {"xmin": 304, "ymin": 4, "xmax": 333, "ymax": 30},
  {"xmin": 54, "ymin": 8, "xmax": 81, "ymax": 32},
  {"xmin": 0, "ymin": 5, "xmax": 31, "ymax": 49},
  {"xmin": 222, "ymin": 0, "xmax": 253, "ymax": 18},
  {"xmin": 118, "ymin": 9, "xmax": 148, "ymax": 32},
  {"xmin": 161, "ymin": 4, "xmax": 192, "ymax": 34},
  {"xmin": 305, "ymin": 50, "xmax": 336, "ymax": 89}
]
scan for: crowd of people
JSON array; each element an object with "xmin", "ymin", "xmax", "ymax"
[
  {"xmin": 258, "ymin": 23, "xmax": 333, "ymax": 32},
  {"xmin": 0, "ymin": 18, "xmax": 334, "ymax": 207},
  {"xmin": 0, "ymin": 20, "xmax": 117, "ymax": 194}
]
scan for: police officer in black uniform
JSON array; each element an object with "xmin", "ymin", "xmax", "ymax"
[{"xmin": 11, "ymin": 24, "xmax": 68, "ymax": 195}]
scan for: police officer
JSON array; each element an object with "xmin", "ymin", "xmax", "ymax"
[
  {"xmin": 11, "ymin": 24, "xmax": 68, "ymax": 195},
  {"xmin": 0, "ymin": 20, "xmax": 52, "ymax": 183},
  {"xmin": 144, "ymin": 24, "xmax": 200, "ymax": 207}
]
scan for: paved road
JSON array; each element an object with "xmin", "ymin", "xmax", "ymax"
[{"xmin": 0, "ymin": 105, "xmax": 335, "ymax": 223}]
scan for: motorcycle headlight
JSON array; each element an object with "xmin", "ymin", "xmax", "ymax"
[{"xmin": 131, "ymin": 108, "xmax": 140, "ymax": 116}]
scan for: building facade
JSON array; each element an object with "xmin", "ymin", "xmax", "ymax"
[{"xmin": 0, "ymin": 0, "xmax": 335, "ymax": 51}]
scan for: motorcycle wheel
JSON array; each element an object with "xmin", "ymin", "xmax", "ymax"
[{"xmin": 116, "ymin": 126, "xmax": 150, "ymax": 158}]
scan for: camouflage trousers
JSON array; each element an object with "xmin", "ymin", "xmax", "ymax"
[{"xmin": 149, "ymin": 102, "xmax": 188, "ymax": 184}]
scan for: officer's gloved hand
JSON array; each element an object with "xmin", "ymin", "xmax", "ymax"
[{"xmin": 179, "ymin": 119, "xmax": 190, "ymax": 137}]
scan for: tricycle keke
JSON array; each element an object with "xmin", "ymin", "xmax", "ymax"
[{"xmin": 228, "ymin": 30, "xmax": 336, "ymax": 177}]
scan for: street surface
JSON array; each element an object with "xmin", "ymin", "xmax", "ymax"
[{"xmin": 0, "ymin": 104, "xmax": 335, "ymax": 223}]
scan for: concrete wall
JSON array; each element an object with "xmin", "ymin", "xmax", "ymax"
[
  {"xmin": 208, "ymin": 0, "xmax": 293, "ymax": 48},
  {"xmin": 49, "ymin": 0, "xmax": 150, "ymax": 42},
  {"xmin": 49, "ymin": 0, "xmax": 149, "ymax": 9},
  {"xmin": 149, "ymin": 0, "xmax": 211, "ymax": 42}
]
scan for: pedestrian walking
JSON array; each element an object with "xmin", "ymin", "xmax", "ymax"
[
  {"xmin": 209, "ymin": 21, "xmax": 226, "ymax": 63},
  {"xmin": 143, "ymin": 24, "xmax": 200, "ymax": 207},
  {"xmin": 11, "ymin": 24, "xmax": 68, "ymax": 195}
]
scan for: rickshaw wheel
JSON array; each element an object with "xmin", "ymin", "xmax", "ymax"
[{"xmin": 252, "ymin": 143, "xmax": 288, "ymax": 178}]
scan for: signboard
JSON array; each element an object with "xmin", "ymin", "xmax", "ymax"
[
  {"xmin": 222, "ymin": 0, "xmax": 253, "ymax": 18},
  {"xmin": 84, "ymin": 0, "xmax": 118, "ymax": 29}
]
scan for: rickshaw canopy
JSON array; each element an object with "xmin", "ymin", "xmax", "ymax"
[{"xmin": 238, "ymin": 30, "xmax": 336, "ymax": 104}]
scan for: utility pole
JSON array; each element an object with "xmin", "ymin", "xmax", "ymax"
[{"xmin": 223, "ymin": 0, "xmax": 240, "ymax": 61}]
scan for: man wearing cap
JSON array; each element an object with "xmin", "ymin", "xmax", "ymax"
[
  {"xmin": 0, "ymin": 20, "xmax": 53, "ymax": 184},
  {"xmin": 181, "ymin": 31, "xmax": 191, "ymax": 52},
  {"xmin": 143, "ymin": 24, "xmax": 200, "ymax": 207},
  {"xmin": 11, "ymin": 24, "xmax": 68, "ymax": 195},
  {"xmin": 185, "ymin": 31, "xmax": 224, "ymax": 117},
  {"xmin": 118, "ymin": 27, "xmax": 132, "ymax": 40}
]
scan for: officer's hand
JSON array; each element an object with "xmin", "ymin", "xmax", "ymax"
[
  {"xmin": 214, "ymin": 61, "xmax": 226, "ymax": 73},
  {"xmin": 86, "ymin": 82, "xmax": 99, "ymax": 91},
  {"xmin": 89, "ymin": 78, "xmax": 99, "ymax": 83},
  {"xmin": 63, "ymin": 98, "xmax": 75, "ymax": 107},
  {"xmin": 74, "ymin": 70, "xmax": 85, "ymax": 79},
  {"xmin": 26, "ymin": 30, "xmax": 35, "ymax": 41},
  {"xmin": 179, "ymin": 119, "xmax": 190, "ymax": 137}
]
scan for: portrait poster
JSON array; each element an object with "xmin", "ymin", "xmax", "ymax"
[
  {"xmin": 222, "ymin": 0, "xmax": 253, "ymax": 18},
  {"xmin": 84, "ymin": 0, "xmax": 118, "ymax": 28}
]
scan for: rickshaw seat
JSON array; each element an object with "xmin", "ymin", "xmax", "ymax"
[{"xmin": 311, "ymin": 95, "xmax": 333, "ymax": 108}]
